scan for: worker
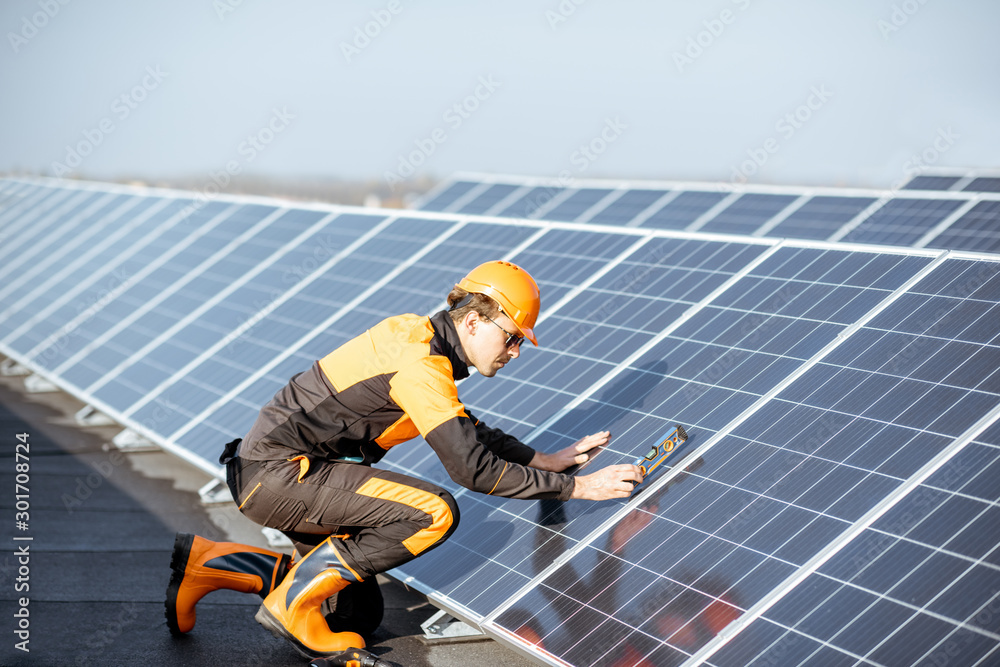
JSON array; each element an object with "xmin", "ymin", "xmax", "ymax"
[{"xmin": 165, "ymin": 260, "xmax": 642, "ymax": 659}]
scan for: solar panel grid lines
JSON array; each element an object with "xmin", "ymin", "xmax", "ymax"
[
  {"xmin": 114, "ymin": 209, "xmax": 353, "ymax": 419},
  {"xmin": 572, "ymin": 189, "xmax": 629, "ymax": 224},
  {"xmin": 5, "ymin": 198, "xmax": 200, "ymax": 364},
  {"xmin": 695, "ymin": 403, "xmax": 1000, "ymax": 667},
  {"xmin": 0, "ymin": 197, "xmax": 187, "ymax": 346},
  {"xmin": 0, "ymin": 183, "xmax": 55, "ymax": 228},
  {"xmin": 88, "ymin": 208, "xmax": 341, "ymax": 410},
  {"xmin": 0, "ymin": 196, "xmax": 165, "ymax": 324},
  {"xmin": 19, "ymin": 200, "xmax": 237, "ymax": 367},
  {"xmin": 749, "ymin": 195, "xmax": 811, "ymax": 238},
  {"xmin": 420, "ymin": 174, "xmax": 1000, "ymax": 256},
  {"xmin": 530, "ymin": 187, "xmax": 581, "ymax": 220},
  {"xmin": 45, "ymin": 202, "xmax": 277, "ymax": 379},
  {"xmin": 617, "ymin": 191, "xmax": 681, "ymax": 229},
  {"xmin": 912, "ymin": 197, "xmax": 984, "ymax": 249},
  {"xmin": 927, "ymin": 199, "xmax": 1000, "ymax": 255},
  {"xmin": 0, "ymin": 193, "xmax": 140, "ymax": 301},
  {"xmin": 0, "ymin": 189, "xmax": 103, "ymax": 275}
]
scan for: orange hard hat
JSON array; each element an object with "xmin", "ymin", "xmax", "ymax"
[{"xmin": 457, "ymin": 261, "xmax": 541, "ymax": 346}]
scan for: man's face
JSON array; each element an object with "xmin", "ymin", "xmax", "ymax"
[{"xmin": 466, "ymin": 311, "xmax": 522, "ymax": 378}]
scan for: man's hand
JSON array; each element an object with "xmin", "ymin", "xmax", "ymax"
[
  {"xmin": 570, "ymin": 464, "xmax": 643, "ymax": 500},
  {"xmin": 529, "ymin": 431, "xmax": 611, "ymax": 472}
]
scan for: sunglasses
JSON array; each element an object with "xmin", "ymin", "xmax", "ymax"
[{"xmin": 483, "ymin": 314, "xmax": 524, "ymax": 349}]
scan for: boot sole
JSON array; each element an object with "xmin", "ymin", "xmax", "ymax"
[
  {"xmin": 165, "ymin": 532, "xmax": 195, "ymax": 636},
  {"xmin": 255, "ymin": 603, "xmax": 343, "ymax": 660}
]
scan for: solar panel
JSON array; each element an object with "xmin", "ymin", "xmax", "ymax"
[
  {"xmin": 587, "ymin": 189, "xmax": 671, "ymax": 226},
  {"xmin": 964, "ymin": 177, "xmax": 1000, "ymax": 193},
  {"xmin": 2, "ymin": 176, "xmax": 999, "ymax": 667},
  {"xmin": 763, "ymin": 195, "xmax": 878, "ymax": 241},
  {"xmin": 455, "ymin": 183, "xmax": 522, "ymax": 215},
  {"xmin": 539, "ymin": 188, "xmax": 617, "ymax": 222},
  {"xmin": 496, "ymin": 186, "xmax": 568, "ymax": 219},
  {"xmin": 490, "ymin": 255, "xmax": 1000, "ymax": 666},
  {"xmin": 830, "ymin": 198, "xmax": 966, "ymax": 247},
  {"xmin": 417, "ymin": 180, "xmax": 479, "ymax": 211},
  {"xmin": 695, "ymin": 193, "xmax": 799, "ymax": 236},
  {"xmin": 903, "ymin": 175, "xmax": 963, "ymax": 191},
  {"xmin": 419, "ymin": 175, "xmax": 999, "ymax": 256},
  {"xmin": 925, "ymin": 200, "xmax": 1000, "ymax": 254}
]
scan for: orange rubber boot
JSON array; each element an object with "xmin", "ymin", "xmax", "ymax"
[
  {"xmin": 255, "ymin": 536, "xmax": 366, "ymax": 658},
  {"xmin": 166, "ymin": 532, "xmax": 291, "ymax": 635}
]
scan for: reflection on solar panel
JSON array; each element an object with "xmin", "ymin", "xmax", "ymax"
[
  {"xmin": 417, "ymin": 173, "xmax": 1000, "ymax": 254},
  {"xmin": 2, "ymin": 175, "xmax": 998, "ymax": 667}
]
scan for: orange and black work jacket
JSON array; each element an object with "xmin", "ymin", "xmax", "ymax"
[{"xmin": 239, "ymin": 311, "xmax": 575, "ymax": 501}]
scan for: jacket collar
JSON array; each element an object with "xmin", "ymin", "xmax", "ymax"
[{"xmin": 430, "ymin": 310, "xmax": 470, "ymax": 381}]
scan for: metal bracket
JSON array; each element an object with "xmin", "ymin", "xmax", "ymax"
[
  {"xmin": 420, "ymin": 609, "xmax": 485, "ymax": 644},
  {"xmin": 0, "ymin": 359, "xmax": 30, "ymax": 376},
  {"xmin": 198, "ymin": 478, "xmax": 233, "ymax": 505},
  {"xmin": 106, "ymin": 428, "xmax": 160, "ymax": 452},
  {"xmin": 24, "ymin": 373, "xmax": 59, "ymax": 393},
  {"xmin": 74, "ymin": 404, "xmax": 116, "ymax": 427}
]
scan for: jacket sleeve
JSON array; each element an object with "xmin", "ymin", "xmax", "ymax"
[
  {"xmin": 390, "ymin": 358, "xmax": 574, "ymax": 501},
  {"xmin": 465, "ymin": 409, "xmax": 536, "ymax": 465}
]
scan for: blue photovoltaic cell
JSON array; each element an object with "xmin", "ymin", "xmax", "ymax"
[
  {"xmin": 640, "ymin": 191, "xmax": 728, "ymax": 230},
  {"xmin": 0, "ymin": 196, "xmax": 161, "ymax": 339},
  {"xmin": 0, "ymin": 186, "xmax": 71, "ymax": 241},
  {"xmin": 26, "ymin": 201, "xmax": 234, "ymax": 373},
  {"xmin": 393, "ymin": 238, "xmax": 775, "ymax": 618},
  {"xmin": 56, "ymin": 204, "xmax": 281, "ymax": 393},
  {"xmin": 492, "ymin": 248, "xmax": 940, "ymax": 665},
  {"xmin": 496, "ymin": 186, "xmax": 567, "ymax": 219},
  {"xmin": 928, "ymin": 200, "xmax": 1000, "ymax": 254},
  {"xmin": 456, "ymin": 183, "xmax": 522, "ymax": 215},
  {"xmin": 418, "ymin": 181, "xmax": 479, "ymax": 212},
  {"xmin": 903, "ymin": 176, "xmax": 963, "ymax": 191},
  {"xmin": 5, "ymin": 199, "xmax": 194, "ymax": 363},
  {"xmin": 88, "ymin": 208, "xmax": 335, "ymax": 414},
  {"xmin": 765, "ymin": 195, "xmax": 877, "ymax": 241},
  {"xmin": 698, "ymin": 193, "xmax": 799, "ymax": 236},
  {"xmin": 0, "ymin": 190, "xmax": 105, "ymax": 278},
  {"xmin": 709, "ymin": 260, "xmax": 1000, "ymax": 667},
  {"xmin": 587, "ymin": 189, "xmax": 670, "ymax": 226},
  {"xmin": 843, "ymin": 198, "xmax": 965, "ymax": 247},
  {"xmin": 963, "ymin": 177, "xmax": 1000, "ymax": 193},
  {"xmin": 539, "ymin": 188, "xmax": 615, "ymax": 221}
]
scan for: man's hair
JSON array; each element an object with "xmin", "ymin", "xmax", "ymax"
[{"xmin": 447, "ymin": 286, "xmax": 500, "ymax": 324}]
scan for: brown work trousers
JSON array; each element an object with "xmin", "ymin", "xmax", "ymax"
[{"xmin": 224, "ymin": 446, "xmax": 460, "ymax": 579}]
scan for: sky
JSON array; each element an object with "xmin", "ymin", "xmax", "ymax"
[{"xmin": 1, "ymin": 0, "xmax": 998, "ymax": 191}]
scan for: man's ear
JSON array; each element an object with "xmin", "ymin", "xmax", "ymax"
[{"xmin": 463, "ymin": 310, "xmax": 480, "ymax": 334}]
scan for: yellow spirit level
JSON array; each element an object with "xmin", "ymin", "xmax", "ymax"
[{"xmin": 633, "ymin": 424, "xmax": 688, "ymax": 485}]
